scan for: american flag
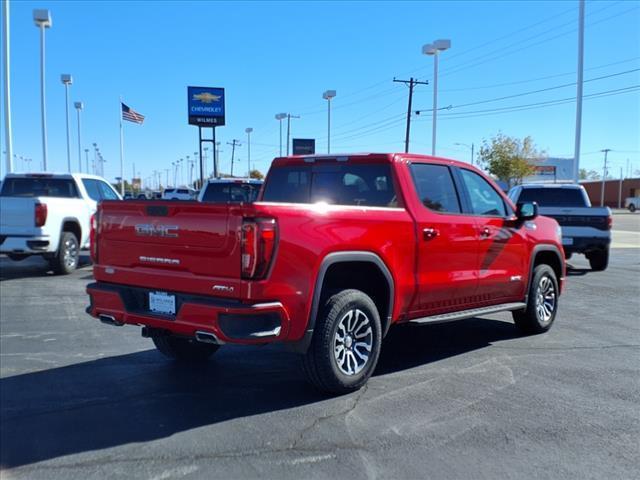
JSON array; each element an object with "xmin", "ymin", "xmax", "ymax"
[{"xmin": 121, "ymin": 103, "xmax": 145, "ymax": 124}]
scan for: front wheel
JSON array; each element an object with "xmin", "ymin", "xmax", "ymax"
[
  {"xmin": 629, "ymin": 203, "xmax": 636, "ymax": 213},
  {"xmin": 152, "ymin": 335, "xmax": 219, "ymax": 362},
  {"xmin": 512, "ymin": 264, "xmax": 559, "ymax": 335},
  {"xmin": 587, "ymin": 249, "xmax": 609, "ymax": 271},
  {"xmin": 302, "ymin": 289, "xmax": 382, "ymax": 395}
]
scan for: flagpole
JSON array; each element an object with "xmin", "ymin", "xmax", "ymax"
[{"xmin": 119, "ymin": 96, "xmax": 124, "ymax": 195}]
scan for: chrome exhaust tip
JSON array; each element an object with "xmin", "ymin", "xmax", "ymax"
[
  {"xmin": 195, "ymin": 330, "xmax": 223, "ymax": 345},
  {"xmin": 99, "ymin": 314, "xmax": 123, "ymax": 327}
]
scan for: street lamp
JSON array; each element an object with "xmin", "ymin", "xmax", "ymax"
[
  {"xmin": 454, "ymin": 142, "xmax": 474, "ymax": 166},
  {"xmin": 34, "ymin": 9, "xmax": 52, "ymax": 171},
  {"xmin": 422, "ymin": 38, "xmax": 451, "ymax": 156},
  {"xmin": 322, "ymin": 90, "xmax": 336, "ymax": 154},
  {"xmin": 245, "ymin": 127, "xmax": 253, "ymax": 177},
  {"xmin": 275, "ymin": 113, "xmax": 286, "ymax": 156},
  {"xmin": 84, "ymin": 148, "xmax": 89, "ymax": 173},
  {"xmin": 74, "ymin": 101, "xmax": 83, "ymax": 172},
  {"xmin": 61, "ymin": 74, "xmax": 73, "ymax": 171}
]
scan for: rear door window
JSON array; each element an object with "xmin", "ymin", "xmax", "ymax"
[
  {"xmin": 81, "ymin": 179, "xmax": 102, "ymax": 201},
  {"xmin": 98, "ymin": 181, "xmax": 120, "ymax": 200},
  {"xmin": 262, "ymin": 164, "xmax": 397, "ymax": 207},
  {"xmin": 409, "ymin": 163, "xmax": 461, "ymax": 213}
]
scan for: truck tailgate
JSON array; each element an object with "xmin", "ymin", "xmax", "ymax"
[
  {"xmin": 539, "ymin": 206, "xmax": 610, "ymax": 230},
  {"xmin": 97, "ymin": 201, "xmax": 246, "ymax": 297},
  {"xmin": 0, "ymin": 197, "xmax": 38, "ymax": 234}
]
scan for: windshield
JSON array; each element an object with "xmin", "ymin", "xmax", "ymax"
[
  {"xmin": 0, "ymin": 177, "xmax": 79, "ymax": 198},
  {"xmin": 518, "ymin": 187, "xmax": 588, "ymax": 207}
]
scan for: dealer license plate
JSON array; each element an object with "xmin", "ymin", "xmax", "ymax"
[
  {"xmin": 562, "ymin": 237, "xmax": 574, "ymax": 246},
  {"xmin": 149, "ymin": 291, "xmax": 176, "ymax": 315}
]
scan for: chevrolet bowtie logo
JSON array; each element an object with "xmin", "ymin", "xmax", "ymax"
[
  {"xmin": 135, "ymin": 224, "xmax": 178, "ymax": 238},
  {"xmin": 193, "ymin": 92, "xmax": 221, "ymax": 103}
]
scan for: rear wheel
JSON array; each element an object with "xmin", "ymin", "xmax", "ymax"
[
  {"xmin": 629, "ymin": 203, "xmax": 636, "ymax": 212},
  {"xmin": 587, "ymin": 248, "xmax": 609, "ymax": 271},
  {"xmin": 302, "ymin": 289, "xmax": 382, "ymax": 394},
  {"xmin": 50, "ymin": 232, "xmax": 79, "ymax": 275},
  {"xmin": 152, "ymin": 335, "xmax": 219, "ymax": 362},
  {"xmin": 512, "ymin": 264, "xmax": 559, "ymax": 335}
]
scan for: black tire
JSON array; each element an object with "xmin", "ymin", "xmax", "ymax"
[
  {"xmin": 629, "ymin": 204, "xmax": 636, "ymax": 213},
  {"xmin": 587, "ymin": 249, "xmax": 609, "ymax": 271},
  {"xmin": 302, "ymin": 289, "xmax": 382, "ymax": 395},
  {"xmin": 512, "ymin": 264, "xmax": 559, "ymax": 335},
  {"xmin": 152, "ymin": 335, "xmax": 219, "ymax": 362},
  {"xmin": 7, "ymin": 253, "xmax": 30, "ymax": 261},
  {"xmin": 50, "ymin": 231, "xmax": 79, "ymax": 275}
]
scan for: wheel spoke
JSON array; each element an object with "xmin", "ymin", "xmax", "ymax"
[{"xmin": 355, "ymin": 326, "xmax": 372, "ymax": 339}]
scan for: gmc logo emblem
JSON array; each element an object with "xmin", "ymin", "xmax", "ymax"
[{"xmin": 135, "ymin": 224, "xmax": 178, "ymax": 238}]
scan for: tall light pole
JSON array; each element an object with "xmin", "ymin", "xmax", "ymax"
[
  {"xmin": 275, "ymin": 113, "xmax": 286, "ymax": 156},
  {"xmin": 92, "ymin": 143, "xmax": 97, "ymax": 174},
  {"xmin": 454, "ymin": 142, "xmax": 474, "ymax": 165},
  {"xmin": 245, "ymin": 128, "xmax": 253, "ymax": 177},
  {"xmin": 203, "ymin": 147, "xmax": 209, "ymax": 177},
  {"xmin": 423, "ymin": 39, "xmax": 451, "ymax": 156},
  {"xmin": 3, "ymin": 0, "xmax": 13, "ymax": 174},
  {"xmin": 34, "ymin": 9, "xmax": 52, "ymax": 171},
  {"xmin": 74, "ymin": 101, "xmax": 83, "ymax": 172},
  {"xmin": 573, "ymin": 0, "xmax": 585, "ymax": 183},
  {"xmin": 286, "ymin": 113, "xmax": 300, "ymax": 156},
  {"xmin": 61, "ymin": 74, "xmax": 73, "ymax": 171},
  {"xmin": 84, "ymin": 148, "xmax": 89, "ymax": 173},
  {"xmin": 322, "ymin": 90, "xmax": 336, "ymax": 154}
]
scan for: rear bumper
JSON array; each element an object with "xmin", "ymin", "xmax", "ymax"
[
  {"xmin": 562, "ymin": 236, "xmax": 610, "ymax": 255},
  {"xmin": 85, "ymin": 282, "xmax": 291, "ymax": 345},
  {"xmin": 0, "ymin": 235, "xmax": 53, "ymax": 254}
]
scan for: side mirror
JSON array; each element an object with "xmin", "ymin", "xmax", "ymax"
[{"xmin": 517, "ymin": 202, "xmax": 538, "ymax": 220}]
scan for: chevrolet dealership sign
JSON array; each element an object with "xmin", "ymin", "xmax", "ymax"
[{"xmin": 188, "ymin": 86, "xmax": 225, "ymax": 126}]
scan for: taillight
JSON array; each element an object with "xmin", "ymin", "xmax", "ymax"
[
  {"xmin": 34, "ymin": 203, "xmax": 48, "ymax": 227},
  {"xmin": 90, "ymin": 212, "xmax": 99, "ymax": 263},
  {"xmin": 607, "ymin": 216, "xmax": 612, "ymax": 230},
  {"xmin": 241, "ymin": 218, "xmax": 277, "ymax": 279}
]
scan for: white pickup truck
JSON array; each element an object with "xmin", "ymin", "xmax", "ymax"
[{"xmin": 0, "ymin": 173, "xmax": 121, "ymax": 274}]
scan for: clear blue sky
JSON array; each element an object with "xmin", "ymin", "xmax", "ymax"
[{"xmin": 2, "ymin": 0, "xmax": 639, "ymax": 185}]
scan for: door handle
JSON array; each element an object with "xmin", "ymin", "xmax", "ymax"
[
  {"xmin": 480, "ymin": 226, "xmax": 491, "ymax": 238},
  {"xmin": 423, "ymin": 227, "xmax": 438, "ymax": 241}
]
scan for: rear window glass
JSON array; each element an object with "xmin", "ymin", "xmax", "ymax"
[
  {"xmin": 262, "ymin": 164, "xmax": 397, "ymax": 207},
  {"xmin": 202, "ymin": 183, "xmax": 261, "ymax": 203},
  {"xmin": 518, "ymin": 188, "xmax": 587, "ymax": 207},
  {"xmin": 410, "ymin": 164, "xmax": 461, "ymax": 213},
  {"xmin": 0, "ymin": 177, "xmax": 79, "ymax": 198}
]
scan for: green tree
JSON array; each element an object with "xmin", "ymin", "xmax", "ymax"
[
  {"xmin": 477, "ymin": 133, "xmax": 542, "ymax": 187},
  {"xmin": 249, "ymin": 169, "xmax": 264, "ymax": 180},
  {"xmin": 579, "ymin": 168, "xmax": 600, "ymax": 180}
]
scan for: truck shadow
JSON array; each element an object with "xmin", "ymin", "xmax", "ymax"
[
  {"xmin": 0, "ymin": 318, "xmax": 517, "ymax": 468},
  {"xmin": 0, "ymin": 255, "xmax": 92, "ymax": 281}
]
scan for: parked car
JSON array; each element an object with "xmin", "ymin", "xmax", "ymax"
[
  {"xmin": 508, "ymin": 183, "xmax": 611, "ymax": 270},
  {"xmin": 197, "ymin": 178, "xmax": 263, "ymax": 203},
  {"xmin": 0, "ymin": 172, "xmax": 121, "ymax": 274},
  {"xmin": 87, "ymin": 153, "xmax": 565, "ymax": 393},
  {"xmin": 162, "ymin": 187, "xmax": 195, "ymax": 200},
  {"xmin": 123, "ymin": 192, "xmax": 134, "ymax": 200},
  {"xmin": 625, "ymin": 196, "xmax": 639, "ymax": 212}
]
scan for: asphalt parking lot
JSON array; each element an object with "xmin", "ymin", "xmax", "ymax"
[{"xmin": 1, "ymin": 212, "xmax": 638, "ymax": 480}]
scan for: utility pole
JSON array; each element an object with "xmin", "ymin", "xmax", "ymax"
[
  {"xmin": 394, "ymin": 77, "xmax": 428, "ymax": 153},
  {"xmin": 286, "ymin": 114, "xmax": 300, "ymax": 156},
  {"xmin": 618, "ymin": 167, "xmax": 623, "ymax": 209},
  {"xmin": 600, "ymin": 148, "xmax": 610, "ymax": 207},
  {"xmin": 3, "ymin": 0, "xmax": 13, "ymax": 174},
  {"xmin": 228, "ymin": 139, "xmax": 241, "ymax": 177}
]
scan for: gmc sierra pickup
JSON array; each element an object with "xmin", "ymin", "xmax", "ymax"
[{"xmin": 87, "ymin": 153, "xmax": 565, "ymax": 393}]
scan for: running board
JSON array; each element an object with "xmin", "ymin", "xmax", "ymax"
[{"xmin": 408, "ymin": 302, "xmax": 526, "ymax": 325}]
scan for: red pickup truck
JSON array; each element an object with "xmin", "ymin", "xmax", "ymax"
[{"xmin": 87, "ymin": 153, "xmax": 565, "ymax": 393}]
